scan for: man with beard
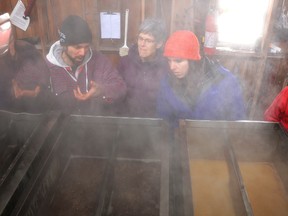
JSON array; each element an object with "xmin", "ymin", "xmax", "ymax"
[
  {"xmin": 116, "ymin": 18, "xmax": 169, "ymax": 117},
  {"xmin": 0, "ymin": 13, "xmax": 50, "ymax": 113},
  {"xmin": 46, "ymin": 15, "xmax": 127, "ymax": 114}
]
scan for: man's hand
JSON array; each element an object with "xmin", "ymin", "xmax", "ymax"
[
  {"xmin": 12, "ymin": 79, "xmax": 22, "ymax": 98},
  {"xmin": 73, "ymin": 80, "xmax": 101, "ymax": 101},
  {"xmin": 12, "ymin": 80, "xmax": 41, "ymax": 98}
]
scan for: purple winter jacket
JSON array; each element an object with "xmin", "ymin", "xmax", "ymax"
[
  {"xmin": 117, "ymin": 44, "xmax": 169, "ymax": 117},
  {"xmin": 46, "ymin": 41, "xmax": 127, "ymax": 114}
]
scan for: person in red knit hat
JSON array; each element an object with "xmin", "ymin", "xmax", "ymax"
[
  {"xmin": 157, "ymin": 30, "xmax": 247, "ymax": 127},
  {"xmin": 264, "ymin": 87, "xmax": 288, "ymax": 131}
]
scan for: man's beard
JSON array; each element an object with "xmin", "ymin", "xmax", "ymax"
[{"xmin": 65, "ymin": 50, "xmax": 84, "ymax": 66}]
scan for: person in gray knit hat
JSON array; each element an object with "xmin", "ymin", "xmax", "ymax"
[
  {"xmin": 46, "ymin": 15, "xmax": 127, "ymax": 114},
  {"xmin": 116, "ymin": 18, "xmax": 169, "ymax": 117}
]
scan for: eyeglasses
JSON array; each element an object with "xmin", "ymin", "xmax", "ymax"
[{"xmin": 137, "ymin": 36, "xmax": 155, "ymax": 45}]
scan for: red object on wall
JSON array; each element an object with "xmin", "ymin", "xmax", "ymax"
[{"xmin": 204, "ymin": 9, "xmax": 218, "ymax": 55}]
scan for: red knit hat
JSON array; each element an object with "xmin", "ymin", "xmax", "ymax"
[{"xmin": 164, "ymin": 30, "xmax": 201, "ymax": 60}]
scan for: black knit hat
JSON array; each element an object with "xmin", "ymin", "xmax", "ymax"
[{"xmin": 59, "ymin": 15, "xmax": 92, "ymax": 45}]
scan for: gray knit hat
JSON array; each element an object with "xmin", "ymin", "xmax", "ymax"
[{"xmin": 59, "ymin": 15, "xmax": 92, "ymax": 45}]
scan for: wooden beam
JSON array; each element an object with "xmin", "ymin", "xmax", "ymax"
[{"xmin": 249, "ymin": 0, "xmax": 279, "ymax": 119}]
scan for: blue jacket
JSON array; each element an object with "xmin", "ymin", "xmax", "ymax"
[{"xmin": 157, "ymin": 64, "xmax": 246, "ymax": 126}]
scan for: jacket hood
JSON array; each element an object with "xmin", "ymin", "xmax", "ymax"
[{"xmin": 46, "ymin": 40, "xmax": 92, "ymax": 67}]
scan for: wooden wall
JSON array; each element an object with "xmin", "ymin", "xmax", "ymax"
[
  {"xmin": 1, "ymin": 0, "xmax": 288, "ymax": 120},
  {"xmin": 0, "ymin": 0, "xmax": 40, "ymax": 40},
  {"xmin": 218, "ymin": 54, "xmax": 288, "ymax": 120}
]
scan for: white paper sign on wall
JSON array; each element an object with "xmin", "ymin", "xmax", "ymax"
[{"xmin": 10, "ymin": 0, "xmax": 30, "ymax": 31}]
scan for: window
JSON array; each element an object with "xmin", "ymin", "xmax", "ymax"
[{"xmin": 216, "ymin": 0, "xmax": 271, "ymax": 52}]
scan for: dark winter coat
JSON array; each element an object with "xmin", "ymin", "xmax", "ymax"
[
  {"xmin": 46, "ymin": 41, "xmax": 127, "ymax": 114},
  {"xmin": 117, "ymin": 44, "xmax": 169, "ymax": 117}
]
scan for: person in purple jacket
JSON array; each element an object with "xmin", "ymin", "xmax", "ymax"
[
  {"xmin": 157, "ymin": 30, "xmax": 247, "ymax": 127},
  {"xmin": 117, "ymin": 18, "xmax": 169, "ymax": 117},
  {"xmin": 0, "ymin": 13, "xmax": 50, "ymax": 113},
  {"xmin": 46, "ymin": 15, "xmax": 127, "ymax": 114}
]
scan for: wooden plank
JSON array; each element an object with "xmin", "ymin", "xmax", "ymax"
[{"xmin": 250, "ymin": 0, "xmax": 279, "ymax": 119}]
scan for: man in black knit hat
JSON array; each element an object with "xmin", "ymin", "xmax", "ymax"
[{"xmin": 46, "ymin": 15, "xmax": 127, "ymax": 114}]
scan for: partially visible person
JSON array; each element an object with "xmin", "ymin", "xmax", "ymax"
[
  {"xmin": 46, "ymin": 15, "xmax": 126, "ymax": 114},
  {"xmin": 157, "ymin": 30, "xmax": 246, "ymax": 127},
  {"xmin": 0, "ymin": 13, "xmax": 50, "ymax": 113},
  {"xmin": 117, "ymin": 18, "xmax": 169, "ymax": 117},
  {"xmin": 264, "ymin": 87, "xmax": 288, "ymax": 131}
]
